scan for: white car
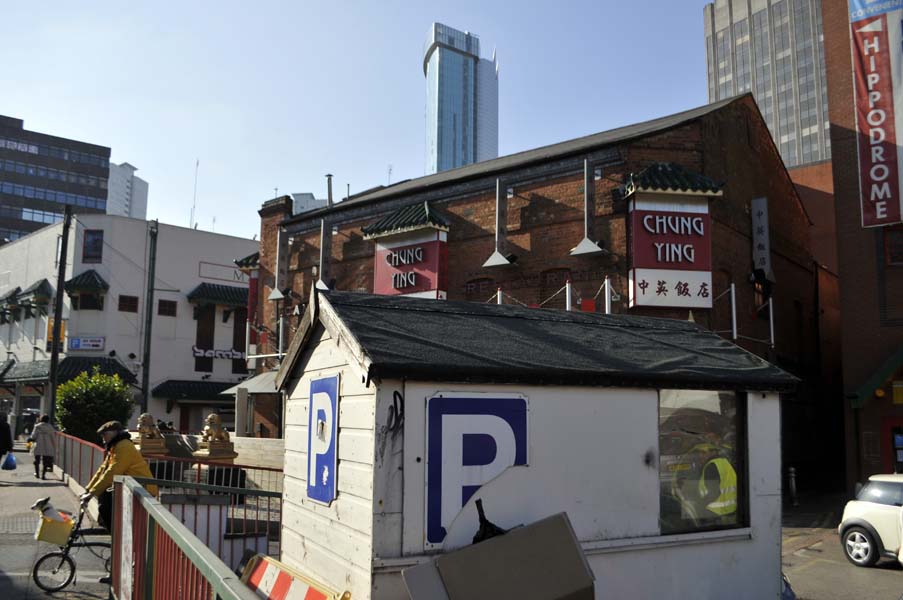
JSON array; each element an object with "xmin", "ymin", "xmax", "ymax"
[{"xmin": 838, "ymin": 474, "xmax": 903, "ymax": 567}]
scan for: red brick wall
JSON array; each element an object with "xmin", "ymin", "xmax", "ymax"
[{"xmin": 789, "ymin": 160, "xmax": 837, "ymax": 272}]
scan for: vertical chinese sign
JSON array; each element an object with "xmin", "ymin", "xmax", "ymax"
[
  {"xmin": 629, "ymin": 207, "xmax": 713, "ymax": 309},
  {"xmin": 850, "ymin": 0, "xmax": 903, "ymax": 227}
]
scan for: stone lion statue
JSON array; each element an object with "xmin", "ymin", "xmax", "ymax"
[
  {"xmin": 137, "ymin": 413, "xmax": 163, "ymax": 439},
  {"xmin": 201, "ymin": 413, "xmax": 230, "ymax": 443}
]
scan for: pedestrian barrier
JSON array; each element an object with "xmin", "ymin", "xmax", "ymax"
[
  {"xmin": 133, "ymin": 475, "xmax": 281, "ymax": 570},
  {"xmin": 241, "ymin": 554, "xmax": 351, "ymax": 600},
  {"xmin": 144, "ymin": 453, "xmax": 283, "ymax": 494},
  {"xmin": 54, "ymin": 431, "xmax": 104, "ymax": 490},
  {"xmin": 112, "ymin": 476, "xmax": 260, "ymax": 600}
]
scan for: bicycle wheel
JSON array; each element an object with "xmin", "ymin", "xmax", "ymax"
[{"xmin": 32, "ymin": 551, "xmax": 76, "ymax": 593}]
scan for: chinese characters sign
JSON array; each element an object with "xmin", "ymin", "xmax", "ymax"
[
  {"xmin": 849, "ymin": 1, "xmax": 903, "ymax": 227},
  {"xmin": 629, "ymin": 208, "xmax": 712, "ymax": 309},
  {"xmin": 751, "ymin": 197, "xmax": 774, "ymax": 280}
]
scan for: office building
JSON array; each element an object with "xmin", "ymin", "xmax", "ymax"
[
  {"xmin": 424, "ymin": 23, "xmax": 498, "ymax": 174},
  {"xmin": 0, "ymin": 115, "xmax": 110, "ymax": 242},
  {"xmin": 107, "ymin": 161, "xmax": 149, "ymax": 220},
  {"xmin": 0, "ymin": 214, "xmax": 258, "ymax": 432},
  {"xmin": 703, "ymin": 0, "xmax": 830, "ymax": 168}
]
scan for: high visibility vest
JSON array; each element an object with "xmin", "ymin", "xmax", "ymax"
[{"xmin": 698, "ymin": 457, "xmax": 737, "ymax": 516}]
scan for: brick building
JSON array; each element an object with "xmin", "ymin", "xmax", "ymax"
[
  {"xmin": 251, "ymin": 95, "xmax": 843, "ymax": 488},
  {"xmin": 822, "ymin": 0, "xmax": 903, "ymax": 486}
]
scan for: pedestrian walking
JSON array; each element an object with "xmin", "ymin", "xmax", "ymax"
[
  {"xmin": 30, "ymin": 414, "xmax": 56, "ymax": 479},
  {"xmin": 0, "ymin": 413, "xmax": 13, "ymax": 465}
]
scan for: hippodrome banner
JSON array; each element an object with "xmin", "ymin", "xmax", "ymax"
[{"xmin": 850, "ymin": 0, "xmax": 903, "ymax": 227}]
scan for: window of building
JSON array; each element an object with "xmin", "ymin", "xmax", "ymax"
[
  {"xmin": 886, "ymin": 228, "xmax": 903, "ymax": 266},
  {"xmin": 118, "ymin": 295, "xmax": 139, "ymax": 313},
  {"xmin": 158, "ymin": 299, "xmax": 177, "ymax": 317},
  {"xmin": 659, "ymin": 389, "xmax": 746, "ymax": 535},
  {"xmin": 83, "ymin": 230, "xmax": 104, "ymax": 263},
  {"xmin": 72, "ymin": 292, "xmax": 104, "ymax": 311}
]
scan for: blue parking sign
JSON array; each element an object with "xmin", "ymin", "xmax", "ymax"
[
  {"xmin": 426, "ymin": 395, "xmax": 528, "ymax": 545},
  {"xmin": 307, "ymin": 374, "xmax": 339, "ymax": 504}
]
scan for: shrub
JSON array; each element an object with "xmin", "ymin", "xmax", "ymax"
[{"xmin": 56, "ymin": 367, "xmax": 135, "ymax": 443}]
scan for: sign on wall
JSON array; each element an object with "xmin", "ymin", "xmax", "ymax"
[
  {"xmin": 629, "ymin": 209, "xmax": 713, "ymax": 309},
  {"xmin": 198, "ymin": 261, "xmax": 249, "ymax": 284},
  {"xmin": 307, "ymin": 374, "xmax": 340, "ymax": 504},
  {"xmin": 850, "ymin": 1, "xmax": 903, "ymax": 227},
  {"xmin": 373, "ymin": 231, "xmax": 448, "ymax": 298},
  {"xmin": 68, "ymin": 336, "xmax": 104, "ymax": 351},
  {"xmin": 751, "ymin": 197, "xmax": 774, "ymax": 280},
  {"xmin": 425, "ymin": 394, "xmax": 528, "ymax": 547},
  {"xmin": 191, "ymin": 345, "xmax": 246, "ymax": 360}
]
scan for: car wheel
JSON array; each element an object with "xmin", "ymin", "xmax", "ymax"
[{"xmin": 842, "ymin": 526, "xmax": 880, "ymax": 567}]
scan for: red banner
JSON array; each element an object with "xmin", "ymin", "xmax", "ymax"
[
  {"xmin": 852, "ymin": 15, "xmax": 901, "ymax": 226},
  {"xmin": 630, "ymin": 210, "xmax": 711, "ymax": 272}
]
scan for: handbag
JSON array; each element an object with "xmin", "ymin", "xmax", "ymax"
[{"xmin": 1, "ymin": 452, "xmax": 16, "ymax": 470}]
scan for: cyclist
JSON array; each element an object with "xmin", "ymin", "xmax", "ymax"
[{"xmin": 79, "ymin": 421, "xmax": 158, "ymax": 532}]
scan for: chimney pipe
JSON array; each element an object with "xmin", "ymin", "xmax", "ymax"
[{"xmin": 326, "ymin": 174, "xmax": 334, "ymax": 208}]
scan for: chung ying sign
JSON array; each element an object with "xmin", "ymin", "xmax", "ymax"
[
  {"xmin": 850, "ymin": 0, "xmax": 903, "ymax": 227},
  {"xmin": 629, "ymin": 208, "xmax": 712, "ymax": 309},
  {"xmin": 373, "ymin": 231, "xmax": 448, "ymax": 298},
  {"xmin": 191, "ymin": 345, "xmax": 246, "ymax": 360}
]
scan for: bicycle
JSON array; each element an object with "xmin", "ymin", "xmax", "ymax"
[{"xmin": 30, "ymin": 496, "xmax": 112, "ymax": 593}]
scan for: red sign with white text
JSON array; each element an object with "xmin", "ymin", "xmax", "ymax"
[
  {"xmin": 373, "ymin": 239, "xmax": 446, "ymax": 296},
  {"xmin": 853, "ymin": 15, "xmax": 902, "ymax": 227},
  {"xmin": 631, "ymin": 210, "xmax": 711, "ymax": 271}
]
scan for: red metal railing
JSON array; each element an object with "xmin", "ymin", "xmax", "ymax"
[
  {"xmin": 138, "ymin": 455, "xmax": 283, "ymax": 570},
  {"xmin": 54, "ymin": 431, "xmax": 104, "ymax": 490},
  {"xmin": 112, "ymin": 477, "xmax": 259, "ymax": 600}
]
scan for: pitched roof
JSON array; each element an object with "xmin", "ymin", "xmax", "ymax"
[
  {"xmin": 361, "ymin": 201, "xmax": 450, "ymax": 239},
  {"xmin": 220, "ymin": 370, "xmax": 278, "ymax": 395},
  {"xmin": 234, "ymin": 251, "xmax": 260, "ymax": 269},
  {"xmin": 64, "ymin": 270, "xmax": 109, "ymax": 293},
  {"xmin": 0, "ymin": 357, "xmax": 135, "ymax": 384},
  {"xmin": 0, "ymin": 287, "xmax": 21, "ymax": 305},
  {"xmin": 186, "ymin": 283, "xmax": 248, "ymax": 307},
  {"xmin": 151, "ymin": 379, "xmax": 235, "ymax": 400},
  {"xmin": 278, "ymin": 290, "xmax": 797, "ymax": 392},
  {"xmin": 624, "ymin": 162, "xmax": 723, "ymax": 196},
  {"xmin": 0, "ymin": 360, "xmax": 13, "ymax": 379},
  {"xmin": 18, "ymin": 279, "xmax": 53, "ymax": 303},
  {"xmin": 283, "ymin": 96, "xmax": 745, "ymax": 226}
]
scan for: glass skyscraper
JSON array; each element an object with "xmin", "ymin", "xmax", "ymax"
[
  {"xmin": 703, "ymin": 0, "xmax": 829, "ymax": 168},
  {"xmin": 424, "ymin": 23, "xmax": 498, "ymax": 174}
]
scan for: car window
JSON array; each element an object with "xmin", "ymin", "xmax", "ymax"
[{"xmin": 858, "ymin": 481, "xmax": 903, "ymax": 506}]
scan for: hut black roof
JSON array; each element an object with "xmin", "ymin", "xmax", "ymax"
[{"xmin": 278, "ymin": 291, "xmax": 797, "ymax": 392}]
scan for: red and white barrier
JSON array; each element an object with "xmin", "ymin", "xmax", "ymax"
[{"xmin": 243, "ymin": 555, "xmax": 350, "ymax": 600}]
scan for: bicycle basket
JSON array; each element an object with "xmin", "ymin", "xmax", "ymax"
[{"xmin": 35, "ymin": 514, "xmax": 74, "ymax": 545}]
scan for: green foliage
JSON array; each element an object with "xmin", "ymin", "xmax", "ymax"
[{"xmin": 56, "ymin": 367, "xmax": 135, "ymax": 443}]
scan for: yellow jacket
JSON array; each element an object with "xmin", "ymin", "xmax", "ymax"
[{"xmin": 86, "ymin": 437, "xmax": 158, "ymax": 497}]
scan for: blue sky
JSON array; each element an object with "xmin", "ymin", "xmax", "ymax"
[{"xmin": 1, "ymin": 1, "xmax": 712, "ymax": 240}]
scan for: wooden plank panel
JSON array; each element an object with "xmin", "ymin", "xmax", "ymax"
[
  {"xmin": 281, "ymin": 528, "xmax": 370, "ymax": 598},
  {"xmin": 283, "ymin": 424, "xmax": 308, "ymax": 453},
  {"xmin": 337, "ymin": 461, "xmax": 374, "ymax": 499},
  {"xmin": 338, "ymin": 429, "xmax": 375, "ymax": 464},
  {"xmin": 286, "ymin": 393, "xmax": 376, "ymax": 430},
  {"xmin": 372, "ymin": 512, "xmax": 403, "ymax": 559},
  {"xmin": 282, "ymin": 478, "xmax": 374, "ymax": 535},
  {"xmin": 282, "ymin": 503, "xmax": 373, "ymax": 569}
]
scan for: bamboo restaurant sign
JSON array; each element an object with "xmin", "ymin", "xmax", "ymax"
[{"xmin": 192, "ymin": 346, "xmax": 246, "ymax": 360}]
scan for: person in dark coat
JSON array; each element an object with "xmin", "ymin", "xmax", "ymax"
[{"xmin": 0, "ymin": 413, "xmax": 13, "ymax": 463}]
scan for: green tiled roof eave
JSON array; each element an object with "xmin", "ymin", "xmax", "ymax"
[
  {"xmin": 64, "ymin": 270, "xmax": 109, "ymax": 293},
  {"xmin": 625, "ymin": 162, "xmax": 724, "ymax": 197},
  {"xmin": 234, "ymin": 251, "xmax": 260, "ymax": 269},
  {"xmin": 362, "ymin": 201, "xmax": 450, "ymax": 239},
  {"xmin": 186, "ymin": 283, "xmax": 248, "ymax": 307},
  {"xmin": 0, "ymin": 287, "xmax": 21, "ymax": 305},
  {"xmin": 18, "ymin": 279, "xmax": 53, "ymax": 304}
]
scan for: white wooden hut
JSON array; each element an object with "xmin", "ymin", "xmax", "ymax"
[{"xmin": 274, "ymin": 290, "xmax": 796, "ymax": 599}]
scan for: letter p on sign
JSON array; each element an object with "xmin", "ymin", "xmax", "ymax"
[{"xmin": 307, "ymin": 374, "xmax": 339, "ymax": 504}]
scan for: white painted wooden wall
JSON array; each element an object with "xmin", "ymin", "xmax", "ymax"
[{"xmin": 281, "ymin": 324, "xmax": 376, "ymax": 599}]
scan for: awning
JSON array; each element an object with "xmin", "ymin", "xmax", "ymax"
[
  {"xmin": 64, "ymin": 270, "xmax": 109, "ymax": 294},
  {"xmin": 361, "ymin": 201, "xmax": 450, "ymax": 240},
  {"xmin": 0, "ymin": 357, "xmax": 135, "ymax": 384},
  {"xmin": 219, "ymin": 371, "xmax": 278, "ymax": 396},
  {"xmin": 151, "ymin": 379, "xmax": 235, "ymax": 400},
  {"xmin": 186, "ymin": 283, "xmax": 248, "ymax": 308},
  {"xmin": 852, "ymin": 342, "xmax": 903, "ymax": 408}
]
